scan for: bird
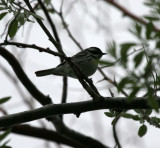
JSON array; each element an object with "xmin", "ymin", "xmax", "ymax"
[{"xmin": 35, "ymin": 47, "xmax": 106, "ymax": 79}]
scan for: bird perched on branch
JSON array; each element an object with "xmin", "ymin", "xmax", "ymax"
[{"xmin": 35, "ymin": 47, "xmax": 106, "ymax": 78}]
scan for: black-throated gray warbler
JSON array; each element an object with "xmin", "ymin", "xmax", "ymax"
[{"xmin": 35, "ymin": 47, "xmax": 106, "ymax": 78}]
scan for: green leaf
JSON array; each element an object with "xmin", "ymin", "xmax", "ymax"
[
  {"xmin": 29, "ymin": 12, "xmax": 44, "ymax": 20},
  {"xmin": 156, "ymin": 41, "xmax": 160, "ymax": 48},
  {"xmin": 148, "ymin": 96, "xmax": 159, "ymax": 112},
  {"xmin": 128, "ymin": 87, "xmax": 140, "ymax": 102},
  {"xmin": 0, "ymin": 7, "xmax": 5, "ymax": 10},
  {"xmin": 145, "ymin": 109, "xmax": 152, "ymax": 115},
  {"xmin": 0, "ymin": 97, "xmax": 11, "ymax": 104},
  {"xmin": 118, "ymin": 77, "xmax": 131, "ymax": 91},
  {"xmin": 135, "ymin": 23, "xmax": 142, "ymax": 36},
  {"xmin": 0, "ymin": 12, "xmax": 7, "ymax": 20},
  {"xmin": 99, "ymin": 60, "xmax": 115, "ymax": 67},
  {"xmin": 147, "ymin": 87, "xmax": 159, "ymax": 112},
  {"xmin": 134, "ymin": 51, "xmax": 144, "ymax": 68},
  {"xmin": 151, "ymin": 117, "xmax": 160, "ymax": 123},
  {"xmin": 144, "ymin": 16, "xmax": 160, "ymax": 21},
  {"xmin": 0, "ymin": 129, "xmax": 11, "ymax": 142},
  {"xmin": 8, "ymin": 19, "xmax": 18, "ymax": 38},
  {"xmin": 107, "ymin": 41, "xmax": 117, "ymax": 59},
  {"xmin": 143, "ymin": 60, "xmax": 153, "ymax": 78},
  {"xmin": 1, "ymin": 139, "xmax": 11, "ymax": 148},
  {"xmin": 17, "ymin": 13, "xmax": 25, "ymax": 25},
  {"xmin": 104, "ymin": 112, "xmax": 115, "ymax": 117},
  {"xmin": 44, "ymin": 0, "xmax": 51, "ymax": 5},
  {"xmin": 138, "ymin": 125, "xmax": 147, "ymax": 137},
  {"xmin": 47, "ymin": 9, "xmax": 55, "ymax": 14},
  {"xmin": 146, "ymin": 22, "xmax": 154, "ymax": 39},
  {"xmin": 134, "ymin": 109, "xmax": 141, "ymax": 114},
  {"xmin": 121, "ymin": 43, "xmax": 136, "ymax": 55},
  {"xmin": 9, "ymin": 0, "xmax": 14, "ymax": 3},
  {"xmin": 120, "ymin": 43, "xmax": 136, "ymax": 66},
  {"xmin": 144, "ymin": 2, "xmax": 154, "ymax": 6},
  {"xmin": 121, "ymin": 113, "xmax": 140, "ymax": 121},
  {"xmin": 129, "ymin": 22, "xmax": 142, "ymax": 38}
]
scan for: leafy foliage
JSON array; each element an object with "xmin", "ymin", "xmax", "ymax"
[
  {"xmin": 0, "ymin": 129, "xmax": 12, "ymax": 148},
  {"xmin": 0, "ymin": 0, "xmax": 44, "ymax": 38},
  {"xmin": 102, "ymin": 0, "xmax": 160, "ymax": 138}
]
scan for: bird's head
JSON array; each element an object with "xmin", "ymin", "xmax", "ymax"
[{"xmin": 86, "ymin": 47, "xmax": 106, "ymax": 60}]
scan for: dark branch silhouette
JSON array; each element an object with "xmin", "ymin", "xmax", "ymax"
[
  {"xmin": 10, "ymin": 125, "xmax": 84, "ymax": 148},
  {"xmin": 0, "ymin": 97, "xmax": 160, "ymax": 128}
]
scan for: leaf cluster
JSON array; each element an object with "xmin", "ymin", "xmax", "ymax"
[
  {"xmin": 101, "ymin": 0, "xmax": 160, "ymax": 138},
  {"xmin": 0, "ymin": 0, "xmax": 43, "ymax": 38}
]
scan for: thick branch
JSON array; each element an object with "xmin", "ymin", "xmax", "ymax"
[
  {"xmin": 10, "ymin": 125, "xmax": 84, "ymax": 148},
  {"xmin": 0, "ymin": 97, "xmax": 160, "ymax": 128},
  {"xmin": 0, "ymin": 47, "xmax": 52, "ymax": 105}
]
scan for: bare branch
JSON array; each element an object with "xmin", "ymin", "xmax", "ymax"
[
  {"xmin": 0, "ymin": 46, "xmax": 52, "ymax": 105},
  {"xmin": 23, "ymin": 0, "xmax": 63, "ymax": 53},
  {"xmin": 104, "ymin": 0, "xmax": 160, "ymax": 32},
  {"xmin": 10, "ymin": 124, "xmax": 85, "ymax": 148},
  {"xmin": 0, "ymin": 97, "xmax": 159, "ymax": 128}
]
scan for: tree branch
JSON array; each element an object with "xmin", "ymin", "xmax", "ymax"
[
  {"xmin": 37, "ymin": 0, "xmax": 61, "ymax": 44},
  {"xmin": 9, "ymin": 124, "xmax": 85, "ymax": 148},
  {"xmin": 104, "ymin": 0, "xmax": 160, "ymax": 32},
  {"xmin": 23, "ymin": 0, "xmax": 64, "ymax": 53},
  {"xmin": 0, "ymin": 46, "xmax": 52, "ymax": 105},
  {"xmin": 0, "ymin": 97, "xmax": 159, "ymax": 128}
]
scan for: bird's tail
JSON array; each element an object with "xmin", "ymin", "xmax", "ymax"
[{"xmin": 35, "ymin": 68, "xmax": 55, "ymax": 77}]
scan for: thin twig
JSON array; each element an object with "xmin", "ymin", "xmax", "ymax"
[
  {"xmin": 104, "ymin": 0, "xmax": 160, "ymax": 32},
  {"xmin": 101, "ymin": 45, "xmax": 148, "ymax": 69},
  {"xmin": 112, "ymin": 116, "xmax": 121, "ymax": 148},
  {"xmin": 52, "ymin": 4, "xmax": 83, "ymax": 51},
  {"xmin": 98, "ymin": 68, "xmax": 129, "ymax": 97},
  {"xmin": 37, "ymin": 0, "xmax": 68, "ymax": 117},
  {"xmin": 37, "ymin": 0, "xmax": 62, "ymax": 45},
  {"xmin": 24, "ymin": 0, "xmax": 63, "ymax": 53}
]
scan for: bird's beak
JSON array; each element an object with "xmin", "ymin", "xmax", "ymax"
[{"xmin": 102, "ymin": 53, "xmax": 107, "ymax": 55}]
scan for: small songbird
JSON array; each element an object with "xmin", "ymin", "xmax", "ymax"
[{"xmin": 35, "ymin": 47, "xmax": 106, "ymax": 78}]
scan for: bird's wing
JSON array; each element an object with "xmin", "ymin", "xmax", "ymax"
[
  {"xmin": 56, "ymin": 50, "xmax": 86, "ymax": 66},
  {"xmin": 72, "ymin": 50, "xmax": 85, "ymax": 59}
]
